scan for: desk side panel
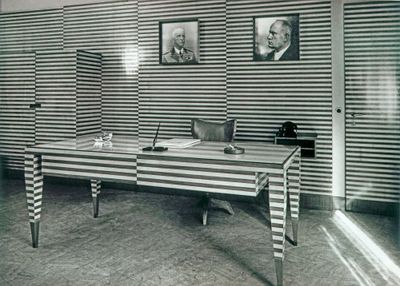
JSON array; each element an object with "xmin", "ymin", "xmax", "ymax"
[{"xmin": 41, "ymin": 154, "xmax": 137, "ymax": 183}]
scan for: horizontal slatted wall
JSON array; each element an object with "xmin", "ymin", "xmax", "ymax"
[
  {"xmin": 226, "ymin": 0, "xmax": 332, "ymax": 196},
  {"xmin": 63, "ymin": 1, "xmax": 139, "ymax": 136},
  {"xmin": 138, "ymin": 0, "xmax": 227, "ymax": 139},
  {"xmin": 35, "ymin": 51, "xmax": 77, "ymax": 144},
  {"xmin": 0, "ymin": 53, "xmax": 35, "ymax": 169},
  {"xmin": 0, "ymin": 9, "xmax": 63, "ymax": 52},
  {"xmin": 0, "ymin": 9, "xmax": 63, "ymax": 170},
  {"xmin": 344, "ymin": 1, "xmax": 400, "ymax": 203},
  {"xmin": 76, "ymin": 50, "xmax": 102, "ymax": 136}
]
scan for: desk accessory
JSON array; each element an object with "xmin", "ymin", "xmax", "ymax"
[
  {"xmin": 276, "ymin": 121, "xmax": 297, "ymax": 138},
  {"xmin": 94, "ymin": 136, "xmax": 103, "ymax": 143},
  {"xmin": 102, "ymin": 131, "xmax": 113, "ymax": 142},
  {"xmin": 157, "ymin": 138, "xmax": 200, "ymax": 148},
  {"xmin": 142, "ymin": 122, "xmax": 168, "ymax": 152},
  {"xmin": 93, "ymin": 131, "xmax": 113, "ymax": 150},
  {"xmin": 94, "ymin": 131, "xmax": 112, "ymax": 143},
  {"xmin": 224, "ymin": 144, "xmax": 245, "ymax": 154}
]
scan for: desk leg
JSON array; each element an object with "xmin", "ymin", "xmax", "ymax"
[
  {"xmin": 288, "ymin": 152, "xmax": 301, "ymax": 245},
  {"xmin": 25, "ymin": 153, "xmax": 43, "ymax": 248},
  {"xmin": 269, "ymin": 171, "xmax": 287, "ymax": 286},
  {"xmin": 91, "ymin": 180, "xmax": 101, "ymax": 218}
]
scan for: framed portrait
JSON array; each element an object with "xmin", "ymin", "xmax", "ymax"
[
  {"xmin": 159, "ymin": 19, "xmax": 199, "ymax": 65},
  {"xmin": 253, "ymin": 14, "xmax": 300, "ymax": 61}
]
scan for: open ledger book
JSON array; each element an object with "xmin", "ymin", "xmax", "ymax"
[{"xmin": 156, "ymin": 138, "xmax": 201, "ymax": 148}]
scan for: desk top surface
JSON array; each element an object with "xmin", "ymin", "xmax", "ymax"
[{"xmin": 27, "ymin": 135, "xmax": 299, "ymax": 166}]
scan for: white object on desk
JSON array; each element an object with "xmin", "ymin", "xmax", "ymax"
[{"xmin": 157, "ymin": 138, "xmax": 200, "ymax": 148}]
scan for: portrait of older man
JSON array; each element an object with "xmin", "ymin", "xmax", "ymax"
[
  {"xmin": 160, "ymin": 21, "xmax": 198, "ymax": 64},
  {"xmin": 254, "ymin": 15, "xmax": 299, "ymax": 61}
]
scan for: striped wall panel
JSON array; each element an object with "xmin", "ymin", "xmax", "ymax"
[
  {"xmin": 76, "ymin": 50, "xmax": 102, "ymax": 136},
  {"xmin": 226, "ymin": 0, "xmax": 332, "ymax": 196},
  {"xmin": 35, "ymin": 51, "xmax": 77, "ymax": 144},
  {"xmin": 344, "ymin": 1, "xmax": 400, "ymax": 203},
  {"xmin": 138, "ymin": 0, "xmax": 227, "ymax": 139},
  {"xmin": 0, "ymin": 9, "xmax": 63, "ymax": 52},
  {"xmin": 0, "ymin": 53, "xmax": 35, "ymax": 169},
  {"xmin": 101, "ymin": 51, "xmax": 139, "ymax": 136},
  {"xmin": 63, "ymin": 1, "xmax": 139, "ymax": 136},
  {"xmin": 35, "ymin": 50, "xmax": 102, "ymax": 144}
]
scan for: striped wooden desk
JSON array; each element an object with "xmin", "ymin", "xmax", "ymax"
[{"xmin": 25, "ymin": 135, "xmax": 301, "ymax": 286}]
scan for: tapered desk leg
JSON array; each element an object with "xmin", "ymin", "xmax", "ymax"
[
  {"xmin": 91, "ymin": 180, "xmax": 101, "ymax": 218},
  {"xmin": 269, "ymin": 170, "xmax": 287, "ymax": 286},
  {"xmin": 25, "ymin": 153, "xmax": 43, "ymax": 248},
  {"xmin": 288, "ymin": 151, "xmax": 301, "ymax": 245}
]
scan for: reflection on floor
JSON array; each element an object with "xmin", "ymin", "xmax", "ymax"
[{"xmin": 0, "ymin": 178, "xmax": 399, "ymax": 286}]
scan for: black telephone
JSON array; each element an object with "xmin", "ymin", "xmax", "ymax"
[{"xmin": 276, "ymin": 121, "xmax": 297, "ymax": 138}]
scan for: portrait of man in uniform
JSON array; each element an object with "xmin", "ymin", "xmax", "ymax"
[
  {"xmin": 160, "ymin": 20, "xmax": 199, "ymax": 64},
  {"xmin": 253, "ymin": 15, "xmax": 300, "ymax": 61}
]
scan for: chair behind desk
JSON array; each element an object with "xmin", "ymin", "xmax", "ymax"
[
  {"xmin": 191, "ymin": 118, "xmax": 236, "ymax": 142},
  {"xmin": 190, "ymin": 118, "xmax": 237, "ymax": 225}
]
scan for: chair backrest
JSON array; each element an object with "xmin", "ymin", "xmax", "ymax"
[{"xmin": 191, "ymin": 118, "xmax": 236, "ymax": 142}]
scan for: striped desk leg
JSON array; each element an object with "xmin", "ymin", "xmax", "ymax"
[
  {"xmin": 269, "ymin": 170, "xmax": 287, "ymax": 286},
  {"xmin": 91, "ymin": 180, "xmax": 101, "ymax": 218},
  {"xmin": 25, "ymin": 153, "xmax": 43, "ymax": 248},
  {"xmin": 288, "ymin": 151, "xmax": 301, "ymax": 245}
]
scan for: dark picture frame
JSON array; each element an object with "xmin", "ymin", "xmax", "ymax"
[
  {"xmin": 159, "ymin": 19, "xmax": 199, "ymax": 65},
  {"xmin": 253, "ymin": 14, "xmax": 300, "ymax": 61}
]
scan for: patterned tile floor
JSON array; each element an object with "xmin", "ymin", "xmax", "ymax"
[{"xmin": 0, "ymin": 178, "xmax": 399, "ymax": 286}]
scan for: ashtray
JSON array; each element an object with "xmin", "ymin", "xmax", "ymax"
[{"xmin": 224, "ymin": 144, "xmax": 245, "ymax": 154}]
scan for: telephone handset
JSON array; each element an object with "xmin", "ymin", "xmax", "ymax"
[{"xmin": 276, "ymin": 121, "xmax": 297, "ymax": 138}]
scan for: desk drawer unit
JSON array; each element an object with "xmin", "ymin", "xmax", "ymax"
[
  {"xmin": 137, "ymin": 156, "xmax": 268, "ymax": 197},
  {"xmin": 41, "ymin": 153, "xmax": 137, "ymax": 183}
]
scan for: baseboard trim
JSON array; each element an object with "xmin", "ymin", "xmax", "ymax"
[
  {"xmin": 300, "ymin": 193, "xmax": 345, "ymax": 211},
  {"xmin": 346, "ymin": 199, "xmax": 399, "ymax": 217},
  {"xmin": 3, "ymin": 169, "xmax": 24, "ymax": 180}
]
